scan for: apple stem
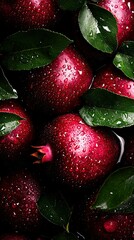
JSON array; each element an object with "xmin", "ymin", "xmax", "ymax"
[{"xmin": 31, "ymin": 144, "xmax": 53, "ymax": 164}]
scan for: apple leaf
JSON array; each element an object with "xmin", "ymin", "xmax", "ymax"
[
  {"xmin": 0, "ymin": 29, "xmax": 73, "ymax": 71},
  {"xmin": 52, "ymin": 232, "xmax": 78, "ymax": 240},
  {"xmin": 58, "ymin": 0, "xmax": 85, "ymax": 10},
  {"xmin": 78, "ymin": 3, "xmax": 117, "ymax": 53},
  {"xmin": 113, "ymin": 41, "xmax": 134, "ymax": 80},
  {"xmin": 92, "ymin": 167, "xmax": 134, "ymax": 213},
  {"xmin": 0, "ymin": 112, "xmax": 22, "ymax": 136},
  {"xmin": 79, "ymin": 88, "xmax": 134, "ymax": 128},
  {"xmin": 37, "ymin": 189, "xmax": 71, "ymax": 228},
  {"xmin": 0, "ymin": 66, "xmax": 17, "ymax": 100}
]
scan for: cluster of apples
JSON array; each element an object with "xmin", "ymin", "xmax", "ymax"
[{"xmin": 0, "ymin": 0, "xmax": 134, "ymax": 239}]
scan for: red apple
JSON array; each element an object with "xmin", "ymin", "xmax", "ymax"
[
  {"xmin": 0, "ymin": 100, "xmax": 34, "ymax": 166},
  {"xmin": 12, "ymin": 45, "xmax": 93, "ymax": 116},
  {"xmin": 0, "ymin": 0, "xmax": 61, "ymax": 34},
  {"xmin": 98, "ymin": 0, "xmax": 134, "ymax": 45},
  {"xmin": 32, "ymin": 113, "xmax": 120, "ymax": 189},
  {"xmin": 92, "ymin": 64, "xmax": 134, "ymax": 99}
]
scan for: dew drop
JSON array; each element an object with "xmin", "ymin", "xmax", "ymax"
[
  {"xmin": 67, "ymin": 65, "xmax": 71, "ymax": 70},
  {"xmin": 13, "ymin": 211, "xmax": 17, "ymax": 216},
  {"xmin": 12, "ymin": 202, "xmax": 17, "ymax": 208},
  {"xmin": 116, "ymin": 120, "xmax": 122, "ymax": 125},
  {"xmin": 1, "ymin": 125, "xmax": 5, "ymax": 131},
  {"xmin": 117, "ymin": 63, "xmax": 121, "ymax": 68},
  {"xmin": 102, "ymin": 26, "xmax": 111, "ymax": 32},
  {"xmin": 83, "ymin": 148, "xmax": 86, "ymax": 152},
  {"xmin": 127, "ymin": 85, "xmax": 131, "ymax": 89},
  {"xmin": 89, "ymin": 31, "xmax": 93, "ymax": 37}
]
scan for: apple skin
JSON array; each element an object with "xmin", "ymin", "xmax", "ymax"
[
  {"xmin": 0, "ymin": 100, "xmax": 34, "ymax": 167},
  {"xmin": 10, "ymin": 45, "xmax": 93, "ymax": 117},
  {"xmin": 92, "ymin": 64, "xmax": 134, "ymax": 99},
  {"xmin": 33, "ymin": 113, "xmax": 120, "ymax": 189},
  {"xmin": 0, "ymin": 168, "xmax": 42, "ymax": 233},
  {"xmin": 0, "ymin": 0, "xmax": 61, "ymax": 35},
  {"xmin": 71, "ymin": 191, "xmax": 134, "ymax": 240},
  {"xmin": 84, "ymin": 209, "xmax": 134, "ymax": 240},
  {"xmin": 98, "ymin": 0, "xmax": 134, "ymax": 45}
]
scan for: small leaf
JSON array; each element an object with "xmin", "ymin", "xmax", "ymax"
[
  {"xmin": 0, "ymin": 113, "xmax": 22, "ymax": 136},
  {"xmin": 80, "ymin": 88, "xmax": 134, "ymax": 128},
  {"xmin": 52, "ymin": 231, "xmax": 78, "ymax": 240},
  {"xmin": 37, "ymin": 189, "xmax": 71, "ymax": 228},
  {"xmin": 78, "ymin": 3, "xmax": 117, "ymax": 53},
  {"xmin": 0, "ymin": 29, "xmax": 73, "ymax": 71},
  {"xmin": 58, "ymin": 0, "xmax": 85, "ymax": 11},
  {"xmin": 92, "ymin": 167, "xmax": 134, "ymax": 213},
  {"xmin": 113, "ymin": 41, "xmax": 134, "ymax": 80},
  {"xmin": 0, "ymin": 66, "xmax": 18, "ymax": 100}
]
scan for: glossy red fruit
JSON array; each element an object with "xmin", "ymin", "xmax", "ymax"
[
  {"xmin": 0, "ymin": 234, "xmax": 30, "ymax": 240},
  {"xmin": 0, "ymin": 168, "xmax": 43, "ymax": 233},
  {"xmin": 82, "ymin": 194, "xmax": 134, "ymax": 240},
  {"xmin": 0, "ymin": 0, "xmax": 60, "ymax": 33},
  {"xmin": 32, "ymin": 113, "xmax": 120, "ymax": 188},
  {"xmin": 0, "ymin": 100, "xmax": 33, "ymax": 164},
  {"xmin": 98, "ymin": 0, "xmax": 134, "ymax": 45},
  {"xmin": 16, "ymin": 45, "xmax": 93, "ymax": 116},
  {"xmin": 92, "ymin": 64, "xmax": 134, "ymax": 99}
]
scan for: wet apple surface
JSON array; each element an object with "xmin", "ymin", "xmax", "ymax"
[{"xmin": 0, "ymin": 0, "xmax": 134, "ymax": 239}]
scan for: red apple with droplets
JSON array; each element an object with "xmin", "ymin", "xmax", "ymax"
[
  {"xmin": 0, "ymin": 168, "xmax": 44, "ymax": 233},
  {"xmin": 98, "ymin": 0, "xmax": 134, "ymax": 45},
  {"xmin": 92, "ymin": 64, "xmax": 134, "ymax": 99},
  {"xmin": 32, "ymin": 113, "xmax": 120, "ymax": 189},
  {"xmin": 14, "ymin": 45, "xmax": 93, "ymax": 116},
  {"xmin": 0, "ymin": 234, "xmax": 30, "ymax": 240},
  {"xmin": 0, "ymin": 0, "xmax": 61, "ymax": 34},
  {"xmin": 0, "ymin": 100, "xmax": 34, "ymax": 165}
]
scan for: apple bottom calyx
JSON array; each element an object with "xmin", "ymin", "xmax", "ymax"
[{"xmin": 31, "ymin": 144, "xmax": 53, "ymax": 164}]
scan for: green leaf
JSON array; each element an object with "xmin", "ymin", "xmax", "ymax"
[
  {"xmin": 79, "ymin": 88, "xmax": 134, "ymax": 128},
  {"xmin": 78, "ymin": 3, "xmax": 117, "ymax": 53},
  {"xmin": 92, "ymin": 167, "xmax": 134, "ymax": 213},
  {"xmin": 0, "ymin": 67, "xmax": 18, "ymax": 100},
  {"xmin": 52, "ymin": 231, "xmax": 78, "ymax": 240},
  {"xmin": 0, "ymin": 29, "xmax": 73, "ymax": 71},
  {"xmin": 113, "ymin": 41, "xmax": 134, "ymax": 80},
  {"xmin": 0, "ymin": 112, "xmax": 22, "ymax": 136},
  {"xmin": 58, "ymin": 0, "xmax": 85, "ymax": 11},
  {"xmin": 37, "ymin": 190, "xmax": 71, "ymax": 228}
]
